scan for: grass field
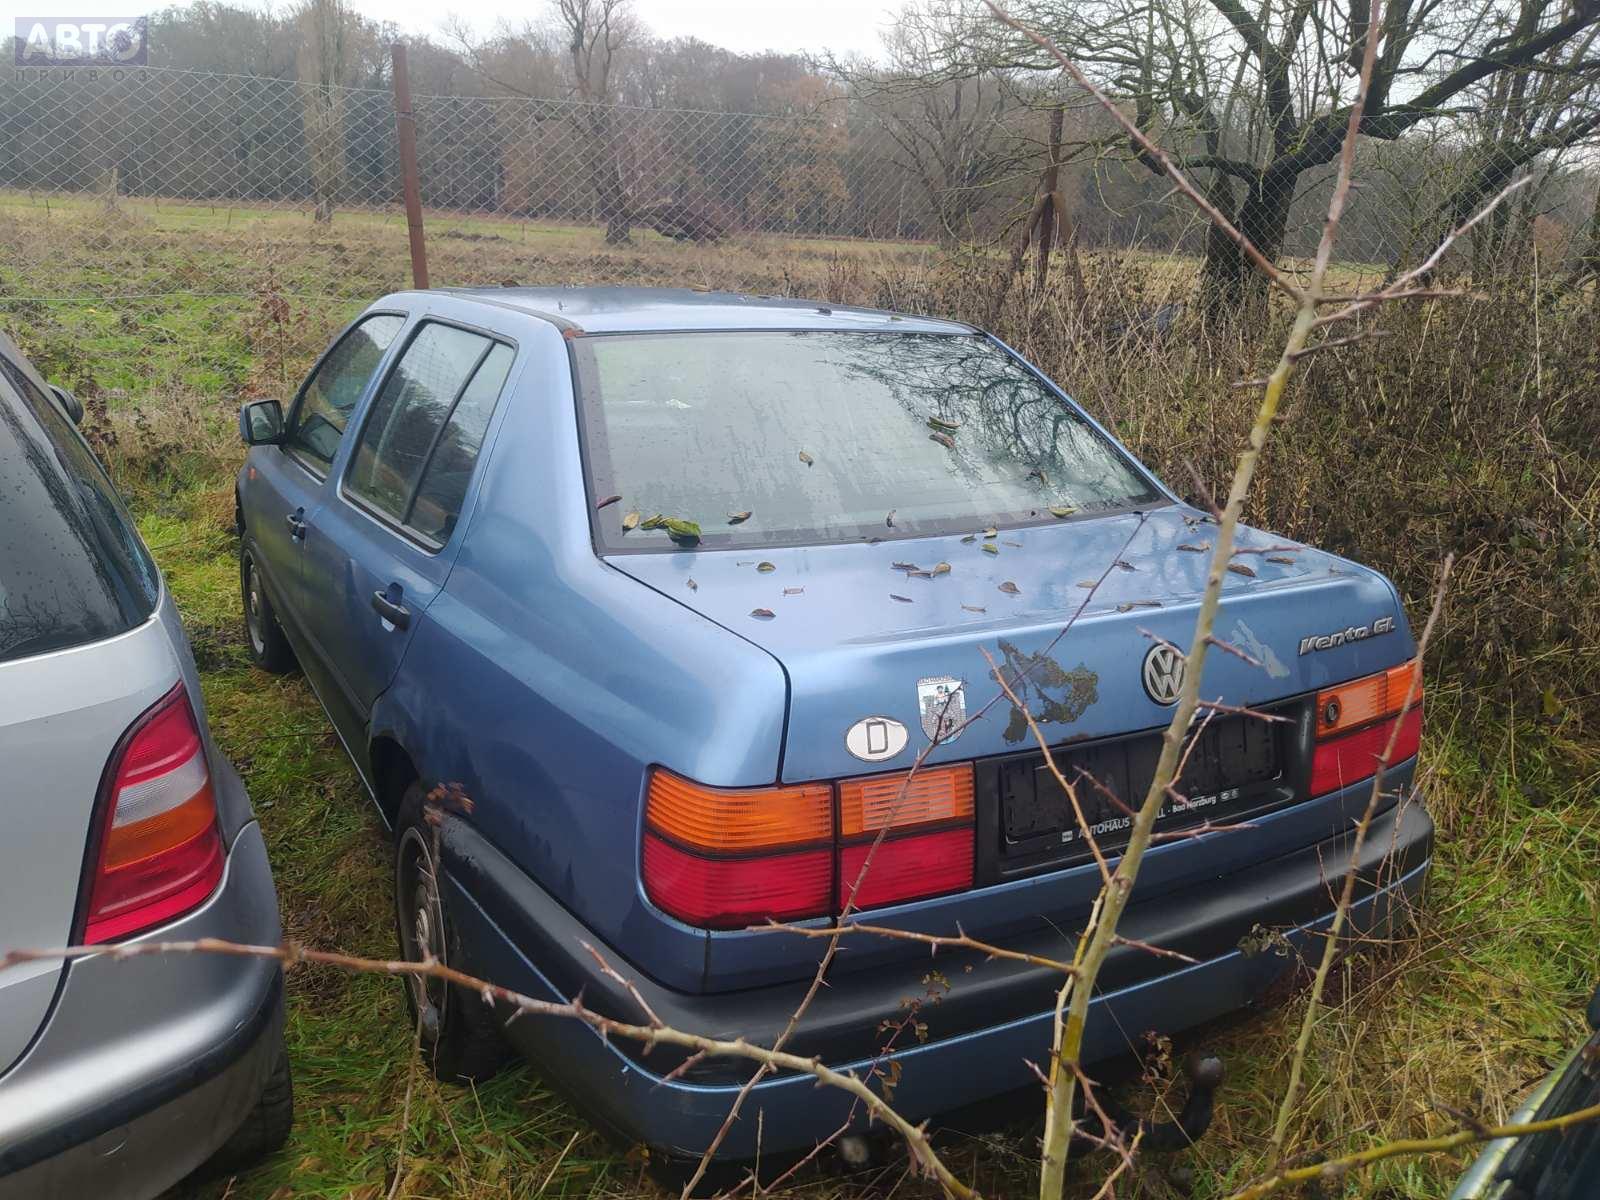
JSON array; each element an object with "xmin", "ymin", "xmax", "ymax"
[{"xmin": 1, "ymin": 200, "xmax": 1595, "ymax": 1200}]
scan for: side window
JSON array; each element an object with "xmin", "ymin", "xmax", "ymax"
[
  {"xmin": 284, "ymin": 313, "xmax": 405, "ymax": 476},
  {"xmin": 346, "ymin": 324, "xmax": 513, "ymax": 545},
  {"xmin": 409, "ymin": 342, "xmax": 515, "ymax": 543}
]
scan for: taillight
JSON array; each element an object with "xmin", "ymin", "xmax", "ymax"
[
  {"xmin": 1309, "ymin": 659, "xmax": 1423, "ymax": 798},
  {"xmin": 838, "ymin": 765, "xmax": 974, "ymax": 910},
  {"xmin": 83, "ymin": 683, "xmax": 225, "ymax": 943},
  {"xmin": 643, "ymin": 773, "xmax": 833, "ymax": 928},
  {"xmin": 641, "ymin": 765, "xmax": 975, "ymax": 929}
]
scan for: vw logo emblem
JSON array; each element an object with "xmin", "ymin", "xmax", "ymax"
[{"xmin": 1141, "ymin": 643, "xmax": 1185, "ymax": 706}]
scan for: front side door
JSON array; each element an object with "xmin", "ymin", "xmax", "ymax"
[
  {"xmin": 301, "ymin": 319, "xmax": 516, "ymax": 725},
  {"xmin": 244, "ymin": 312, "xmax": 407, "ymax": 646}
]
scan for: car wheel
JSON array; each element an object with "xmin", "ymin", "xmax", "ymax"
[
  {"xmin": 198, "ymin": 1031, "xmax": 293, "ymax": 1177},
  {"xmin": 241, "ymin": 549, "xmax": 296, "ymax": 674},
  {"xmin": 394, "ymin": 782, "xmax": 507, "ymax": 1084}
]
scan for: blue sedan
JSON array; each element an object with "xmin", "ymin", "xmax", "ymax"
[{"xmin": 236, "ymin": 287, "xmax": 1431, "ymax": 1166}]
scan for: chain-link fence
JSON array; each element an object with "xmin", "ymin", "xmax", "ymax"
[{"xmin": 1, "ymin": 62, "xmax": 1596, "ymax": 310}]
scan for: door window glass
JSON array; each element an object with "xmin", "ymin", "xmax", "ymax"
[
  {"xmin": 284, "ymin": 313, "xmax": 405, "ymax": 475},
  {"xmin": 408, "ymin": 342, "xmax": 515, "ymax": 543}
]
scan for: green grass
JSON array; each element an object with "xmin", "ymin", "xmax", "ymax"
[{"xmin": 1, "ymin": 202, "xmax": 1592, "ymax": 1199}]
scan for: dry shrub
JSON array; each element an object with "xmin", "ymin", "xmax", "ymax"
[{"xmin": 858, "ymin": 255, "xmax": 1600, "ymax": 753}]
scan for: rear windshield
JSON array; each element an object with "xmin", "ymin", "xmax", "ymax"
[
  {"xmin": 0, "ymin": 373, "xmax": 159, "ymax": 663},
  {"xmin": 574, "ymin": 331, "xmax": 1162, "ymax": 551}
]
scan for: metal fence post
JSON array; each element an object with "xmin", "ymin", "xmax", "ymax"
[{"xmin": 391, "ymin": 42, "xmax": 429, "ymax": 290}]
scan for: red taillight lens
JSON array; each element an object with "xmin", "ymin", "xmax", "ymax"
[
  {"xmin": 1309, "ymin": 707, "xmax": 1422, "ymax": 797},
  {"xmin": 1308, "ymin": 658, "xmax": 1424, "ymax": 799},
  {"xmin": 641, "ymin": 835, "xmax": 832, "ymax": 928},
  {"xmin": 840, "ymin": 828, "xmax": 973, "ymax": 910},
  {"xmin": 84, "ymin": 683, "xmax": 225, "ymax": 944}
]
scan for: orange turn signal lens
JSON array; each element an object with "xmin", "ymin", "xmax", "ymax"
[
  {"xmin": 1316, "ymin": 659, "xmax": 1423, "ymax": 738},
  {"xmin": 839, "ymin": 765, "xmax": 974, "ymax": 837},
  {"xmin": 646, "ymin": 769, "xmax": 833, "ymax": 852}
]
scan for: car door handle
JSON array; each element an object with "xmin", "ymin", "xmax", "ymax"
[
  {"xmin": 371, "ymin": 590, "xmax": 411, "ymax": 630},
  {"xmin": 285, "ymin": 510, "xmax": 306, "ymax": 540}
]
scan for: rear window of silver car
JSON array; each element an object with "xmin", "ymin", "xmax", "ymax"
[
  {"xmin": 0, "ymin": 371, "xmax": 159, "ymax": 663},
  {"xmin": 575, "ymin": 331, "xmax": 1163, "ymax": 551}
]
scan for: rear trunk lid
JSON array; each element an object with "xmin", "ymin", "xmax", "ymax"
[{"xmin": 608, "ymin": 505, "xmax": 1412, "ymax": 783}]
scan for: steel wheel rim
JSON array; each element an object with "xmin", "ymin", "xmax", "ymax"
[
  {"xmin": 245, "ymin": 561, "xmax": 266, "ymax": 655},
  {"xmin": 397, "ymin": 826, "xmax": 449, "ymax": 1028}
]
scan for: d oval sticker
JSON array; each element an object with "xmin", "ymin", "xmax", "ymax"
[{"xmin": 845, "ymin": 716, "xmax": 909, "ymax": 763}]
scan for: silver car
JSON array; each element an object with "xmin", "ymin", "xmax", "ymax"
[{"xmin": 0, "ymin": 333, "xmax": 291, "ymax": 1198}]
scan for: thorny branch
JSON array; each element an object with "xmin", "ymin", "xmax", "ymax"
[
  {"xmin": 1266, "ymin": 555, "xmax": 1454, "ymax": 1156},
  {"xmin": 0, "ymin": 938, "xmax": 980, "ymax": 1200}
]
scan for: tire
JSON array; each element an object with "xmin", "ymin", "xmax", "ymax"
[
  {"xmin": 201, "ymin": 1032, "xmax": 294, "ymax": 1176},
  {"xmin": 241, "ymin": 547, "xmax": 296, "ymax": 674},
  {"xmin": 394, "ymin": 782, "xmax": 507, "ymax": 1084}
]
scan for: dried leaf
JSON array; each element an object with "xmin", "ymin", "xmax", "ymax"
[
  {"xmin": 727, "ymin": 510, "xmax": 752, "ymax": 524},
  {"xmin": 927, "ymin": 416, "xmax": 961, "ymax": 432},
  {"xmin": 1116, "ymin": 600, "xmax": 1162, "ymax": 612},
  {"xmin": 783, "ymin": 586, "xmax": 804, "ymax": 596},
  {"xmin": 981, "ymin": 542, "xmax": 999, "ymax": 555},
  {"xmin": 891, "ymin": 561, "xmax": 918, "ymax": 571},
  {"xmin": 1177, "ymin": 542, "xmax": 1209, "ymax": 553},
  {"xmin": 750, "ymin": 608, "xmax": 776, "ymax": 620},
  {"xmin": 1002, "ymin": 539, "xmax": 1022, "ymax": 548},
  {"xmin": 756, "ymin": 561, "xmax": 776, "ymax": 573},
  {"xmin": 998, "ymin": 581, "xmax": 1021, "ymax": 595},
  {"xmin": 960, "ymin": 534, "xmax": 977, "ymax": 544},
  {"xmin": 621, "ymin": 510, "xmax": 640, "ymax": 531},
  {"xmin": 907, "ymin": 569, "xmax": 933, "ymax": 579},
  {"xmin": 1114, "ymin": 559, "xmax": 1136, "ymax": 571},
  {"xmin": 886, "ymin": 509, "xmax": 896, "ymax": 528},
  {"xmin": 798, "ymin": 450, "xmax": 814, "ymax": 467},
  {"xmin": 961, "ymin": 604, "xmax": 987, "ymax": 614},
  {"xmin": 1265, "ymin": 554, "xmax": 1296, "ymax": 565},
  {"xmin": 931, "ymin": 562, "xmax": 952, "ymax": 576},
  {"xmin": 1076, "ymin": 580, "xmax": 1096, "ymax": 589},
  {"xmin": 596, "ymin": 494, "xmax": 622, "ymax": 510},
  {"xmin": 1049, "ymin": 506, "xmax": 1075, "ymax": 518},
  {"xmin": 890, "ymin": 593, "xmax": 914, "ymax": 603},
  {"xmin": 1227, "ymin": 562, "xmax": 1257, "ymax": 578},
  {"xmin": 929, "ymin": 431, "xmax": 956, "ymax": 450},
  {"xmin": 982, "ymin": 527, "xmax": 998, "ymax": 538},
  {"xmin": 686, "ymin": 578, "xmax": 697, "ymax": 591}
]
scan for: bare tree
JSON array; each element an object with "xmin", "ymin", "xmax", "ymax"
[
  {"xmin": 945, "ymin": 0, "xmax": 1600, "ymax": 305},
  {"xmin": 298, "ymin": 0, "xmax": 348, "ymax": 224},
  {"xmin": 558, "ymin": 0, "xmax": 636, "ymax": 244},
  {"xmin": 837, "ymin": 3, "xmax": 1033, "ymax": 247}
]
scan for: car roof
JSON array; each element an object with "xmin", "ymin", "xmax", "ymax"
[{"xmin": 418, "ymin": 286, "xmax": 976, "ymax": 336}]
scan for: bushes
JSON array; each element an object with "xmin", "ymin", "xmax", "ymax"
[{"xmin": 867, "ymin": 258, "xmax": 1600, "ymax": 760}]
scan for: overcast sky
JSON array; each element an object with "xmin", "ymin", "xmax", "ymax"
[
  {"xmin": 442, "ymin": 0, "xmax": 906, "ymax": 56},
  {"xmin": 7, "ymin": 0, "xmax": 906, "ymax": 57}
]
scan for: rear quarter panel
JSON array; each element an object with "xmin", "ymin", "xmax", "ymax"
[{"xmin": 372, "ymin": 319, "xmax": 790, "ymax": 992}]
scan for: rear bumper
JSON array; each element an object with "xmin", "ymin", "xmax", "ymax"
[
  {"xmin": 0, "ymin": 813, "xmax": 284, "ymax": 1199},
  {"xmin": 444, "ymin": 790, "xmax": 1433, "ymax": 1161}
]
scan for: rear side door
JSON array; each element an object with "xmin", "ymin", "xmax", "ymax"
[
  {"xmin": 300, "ymin": 318, "xmax": 517, "ymax": 722},
  {"xmin": 241, "ymin": 312, "xmax": 406, "ymax": 643},
  {"xmin": 0, "ymin": 364, "xmax": 168, "ymax": 1077}
]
